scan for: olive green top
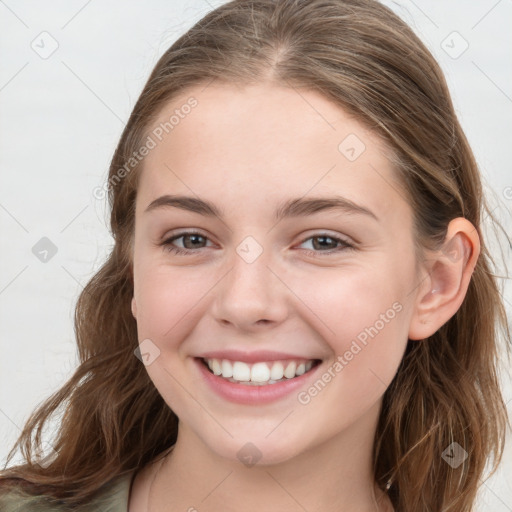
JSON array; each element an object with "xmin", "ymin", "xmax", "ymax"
[{"xmin": 0, "ymin": 471, "xmax": 136, "ymax": 512}]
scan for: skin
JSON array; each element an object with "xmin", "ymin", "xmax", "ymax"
[{"xmin": 127, "ymin": 82, "xmax": 480, "ymax": 511}]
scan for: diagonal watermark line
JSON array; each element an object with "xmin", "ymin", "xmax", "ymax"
[
  {"xmin": 0, "ymin": 203, "xmax": 29, "ymax": 232},
  {"xmin": 265, "ymin": 410, "xmax": 295, "ymax": 438},
  {"xmin": 200, "ymin": 0, "xmax": 216, "ymax": 11},
  {"xmin": 471, "ymin": 0, "xmax": 503, "ymax": 30},
  {"xmin": 0, "ymin": 0, "xmax": 29, "ymax": 28},
  {"xmin": 265, "ymin": 265, "xmax": 336, "ymax": 335},
  {"xmin": 161, "ymin": 366, "xmax": 234, "ymax": 438},
  {"xmin": 61, "ymin": 265, "xmax": 84, "ymax": 289},
  {"xmin": 367, "ymin": 162, "xmax": 410, "ymax": 206},
  {"xmin": 200, "ymin": 470, "xmax": 234, "ymax": 503},
  {"xmin": 0, "ymin": 62, "xmax": 29, "ymax": 92},
  {"xmin": 60, "ymin": 204, "xmax": 89, "ymax": 233},
  {"xmin": 480, "ymin": 480, "xmax": 512, "ymax": 512},
  {"xmin": 199, "ymin": 74, "xmax": 218, "ymax": 94},
  {"xmin": 0, "ymin": 407, "xmax": 22, "ymax": 432},
  {"xmin": 368, "ymin": 367, "xmax": 388, "ymax": 388},
  {"xmin": 409, "ymin": 0, "xmax": 439, "ymax": 28},
  {"xmin": 264, "ymin": 471, "xmax": 310, "ymax": 512},
  {"xmin": 0, "ymin": 265, "xmax": 28, "ymax": 296},
  {"xmin": 61, "ymin": 0, "xmax": 93, "ymax": 29},
  {"xmin": 61, "ymin": 60, "xmax": 125, "ymax": 123},
  {"xmin": 164, "ymin": 267, "xmax": 234, "ymax": 337},
  {"xmin": 472, "ymin": 61, "xmax": 512, "ymax": 105},
  {"xmin": 405, "ymin": 265, "xmax": 434, "ymax": 299}
]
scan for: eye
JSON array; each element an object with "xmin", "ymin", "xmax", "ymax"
[
  {"xmin": 161, "ymin": 231, "xmax": 213, "ymax": 255},
  {"xmin": 297, "ymin": 234, "xmax": 355, "ymax": 256},
  {"xmin": 160, "ymin": 231, "xmax": 355, "ymax": 256}
]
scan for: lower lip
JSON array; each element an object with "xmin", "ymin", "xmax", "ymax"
[{"xmin": 194, "ymin": 357, "xmax": 322, "ymax": 405}]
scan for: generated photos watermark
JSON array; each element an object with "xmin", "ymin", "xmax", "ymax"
[
  {"xmin": 297, "ymin": 301, "xmax": 403, "ymax": 405},
  {"xmin": 93, "ymin": 96, "xmax": 198, "ymax": 200}
]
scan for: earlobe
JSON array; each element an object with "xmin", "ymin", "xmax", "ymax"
[
  {"xmin": 131, "ymin": 297, "xmax": 137, "ymax": 319},
  {"xmin": 408, "ymin": 218, "xmax": 480, "ymax": 340}
]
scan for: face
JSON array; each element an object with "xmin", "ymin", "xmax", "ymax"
[{"xmin": 130, "ymin": 82, "xmax": 421, "ymax": 464}]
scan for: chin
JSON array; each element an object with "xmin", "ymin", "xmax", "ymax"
[{"xmin": 203, "ymin": 433, "xmax": 307, "ymax": 467}]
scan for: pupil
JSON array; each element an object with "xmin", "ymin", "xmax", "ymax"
[
  {"xmin": 313, "ymin": 236, "xmax": 336, "ymax": 250},
  {"xmin": 185, "ymin": 234, "xmax": 204, "ymax": 248}
]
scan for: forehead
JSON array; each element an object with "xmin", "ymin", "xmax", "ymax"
[{"xmin": 136, "ymin": 82, "xmax": 408, "ymax": 222}]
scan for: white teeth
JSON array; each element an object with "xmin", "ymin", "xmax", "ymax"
[
  {"xmin": 204, "ymin": 357, "xmax": 317, "ymax": 384},
  {"xmin": 270, "ymin": 362, "xmax": 284, "ymax": 380},
  {"xmin": 232, "ymin": 361, "xmax": 251, "ymax": 381},
  {"xmin": 221, "ymin": 359, "xmax": 233, "ymax": 378},
  {"xmin": 251, "ymin": 362, "xmax": 270, "ymax": 382},
  {"xmin": 283, "ymin": 361, "xmax": 297, "ymax": 379},
  {"xmin": 211, "ymin": 359, "xmax": 222, "ymax": 375}
]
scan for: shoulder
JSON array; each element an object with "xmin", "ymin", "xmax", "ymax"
[{"xmin": 0, "ymin": 471, "xmax": 136, "ymax": 512}]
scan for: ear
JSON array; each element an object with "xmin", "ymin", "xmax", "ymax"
[
  {"xmin": 131, "ymin": 297, "xmax": 138, "ymax": 319},
  {"xmin": 408, "ymin": 217, "xmax": 480, "ymax": 340}
]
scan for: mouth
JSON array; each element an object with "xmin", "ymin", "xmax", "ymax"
[{"xmin": 197, "ymin": 357, "xmax": 322, "ymax": 386}]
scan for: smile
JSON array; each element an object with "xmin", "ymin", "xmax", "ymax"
[
  {"xmin": 194, "ymin": 355, "xmax": 323, "ymax": 405},
  {"xmin": 203, "ymin": 357, "xmax": 320, "ymax": 385}
]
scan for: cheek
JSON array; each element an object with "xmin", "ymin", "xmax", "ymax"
[
  {"xmin": 290, "ymin": 260, "xmax": 410, "ymax": 396},
  {"xmin": 131, "ymin": 261, "xmax": 215, "ymax": 412},
  {"xmin": 290, "ymin": 259, "xmax": 406, "ymax": 344},
  {"xmin": 133, "ymin": 255, "xmax": 214, "ymax": 341}
]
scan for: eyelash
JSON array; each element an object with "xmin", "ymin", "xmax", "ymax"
[{"xmin": 160, "ymin": 230, "xmax": 355, "ymax": 257}]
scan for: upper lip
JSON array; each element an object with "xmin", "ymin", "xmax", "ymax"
[{"xmin": 196, "ymin": 350, "xmax": 321, "ymax": 364}]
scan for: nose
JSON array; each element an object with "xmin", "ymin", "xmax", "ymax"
[{"xmin": 211, "ymin": 247, "xmax": 289, "ymax": 331}]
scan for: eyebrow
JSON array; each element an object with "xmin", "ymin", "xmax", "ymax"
[{"xmin": 144, "ymin": 194, "xmax": 378, "ymax": 222}]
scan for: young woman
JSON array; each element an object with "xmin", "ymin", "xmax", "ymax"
[{"xmin": 1, "ymin": 1, "xmax": 510, "ymax": 511}]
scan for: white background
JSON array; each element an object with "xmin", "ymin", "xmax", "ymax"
[{"xmin": 0, "ymin": 0, "xmax": 511, "ymax": 509}]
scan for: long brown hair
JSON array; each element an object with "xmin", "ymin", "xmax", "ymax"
[{"xmin": 1, "ymin": 1, "xmax": 510, "ymax": 510}]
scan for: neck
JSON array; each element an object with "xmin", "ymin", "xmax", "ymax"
[{"xmin": 148, "ymin": 400, "xmax": 392, "ymax": 512}]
